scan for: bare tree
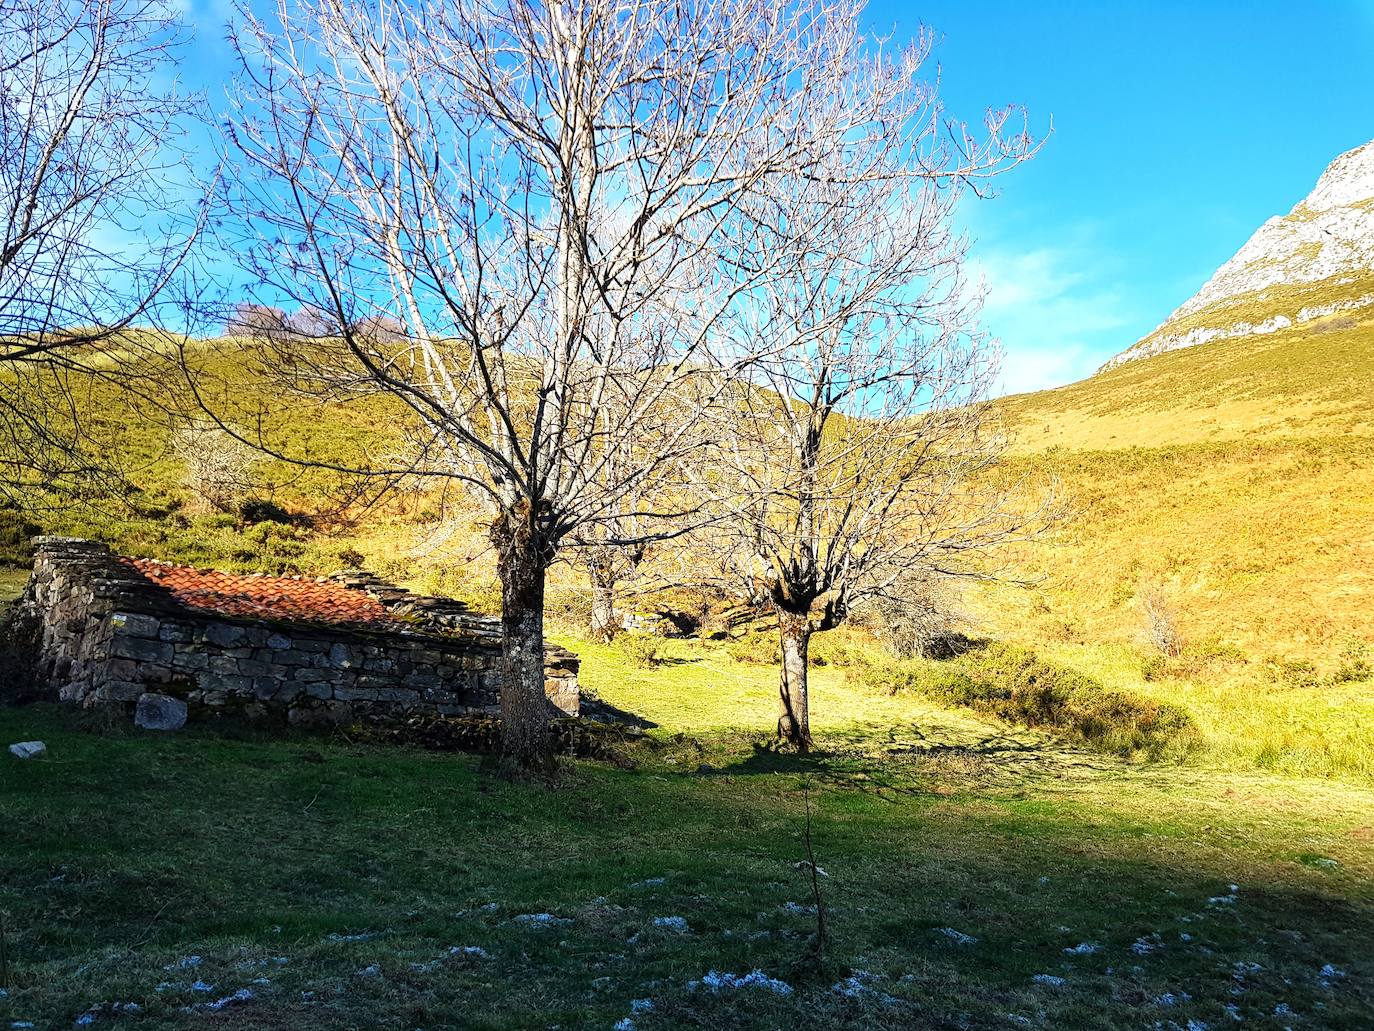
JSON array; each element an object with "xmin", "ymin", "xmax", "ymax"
[
  {"xmin": 704, "ymin": 52, "xmax": 1044, "ymax": 750},
  {"xmin": 0, "ymin": 0, "xmax": 199, "ymax": 496},
  {"xmin": 215, "ymin": 0, "xmax": 981, "ymax": 769}
]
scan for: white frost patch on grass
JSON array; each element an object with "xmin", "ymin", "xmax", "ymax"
[
  {"xmin": 1223, "ymin": 1003, "xmax": 1243, "ymax": 1021},
  {"xmin": 1131, "ymin": 935, "xmax": 1162, "ymax": 955},
  {"xmin": 652, "ymin": 916, "xmax": 689, "ymax": 933},
  {"xmin": 937, "ymin": 927, "xmax": 977, "ymax": 945},
  {"xmin": 1064, "ymin": 942, "xmax": 1101, "ymax": 955},
  {"xmin": 513, "ymin": 913, "xmax": 572, "ymax": 927},
  {"xmin": 448, "ymin": 945, "xmax": 490, "ymax": 959},
  {"xmin": 199, "ymin": 988, "xmax": 254, "ymax": 1012},
  {"xmin": 613, "ymin": 1020, "xmax": 636, "ymax": 1031},
  {"xmin": 355, "ymin": 965, "xmax": 381, "ymax": 977},
  {"xmin": 691, "ymin": 969, "xmax": 793, "ymax": 995},
  {"xmin": 1318, "ymin": 962, "xmax": 1346, "ymax": 986},
  {"xmin": 629, "ymin": 877, "xmax": 666, "ymax": 889},
  {"xmin": 1155, "ymin": 991, "xmax": 1192, "ymax": 1006},
  {"xmin": 165, "ymin": 955, "xmax": 203, "ymax": 970},
  {"xmin": 327, "ymin": 930, "xmax": 382, "ymax": 942},
  {"xmin": 630, "ymin": 998, "xmax": 654, "ymax": 1014},
  {"xmin": 781, "ymin": 901, "xmax": 816, "ymax": 915},
  {"xmin": 1031, "ymin": 974, "xmax": 1066, "ymax": 988}
]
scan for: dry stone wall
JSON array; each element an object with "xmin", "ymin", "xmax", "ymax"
[{"xmin": 16, "ymin": 537, "xmax": 578, "ymax": 728}]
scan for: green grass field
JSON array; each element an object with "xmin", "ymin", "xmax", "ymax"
[{"xmin": 2, "ymin": 654, "xmax": 1372, "ymax": 1030}]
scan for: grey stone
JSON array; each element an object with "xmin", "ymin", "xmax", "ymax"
[
  {"xmin": 108, "ymin": 680, "xmax": 147, "ymax": 702},
  {"xmin": 8, "ymin": 740, "xmax": 47, "ymax": 760},
  {"xmin": 159, "ymin": 623, "xmax": 193, "ymax": 642},
  {"xmin": 266, "ymin": 633, "xmax": 293, "ymax": 650},
  {"xmin": 109, "ymin": 636, "xmax": 173, "ymax": 663},
  {"xmin": 303, "ymin": 682, "xmax": 333, "ymax": 700},
  {"xmin": 333, "ymin": 686, "xmax": 379, "ymax": 702},
  {"xmin": 328, "ymin": 642, "xmax": 361, "ymax": 668},
  {"xmin": 205, "ymin": 623, "xmax": 247, "ymax": 647},
  {"xmin": 174, "ymin": 651, "xmax": 210, "ymax": 671},
  {"xmin": 134, "ymin": 693, "xmax": 187, "ymax": 731},
  {"xmin": 112, "ymin": 612, "xmax": 162, "ymax": 638}
]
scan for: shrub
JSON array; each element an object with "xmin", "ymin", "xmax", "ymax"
[
  {"xmin": 862, "ymin": 643, "xmax": 1198, "ymax": 759},
  {"xmin": 808, "ymin": 630, "xmax": 876, "ymax": 669},
  {"xmin": 616, "ymin": 631, "xmax": 663, "ymax": 668},
  {"xmin": 1139, "ymin": 585, "xmax": 1184, "ymax": 657},
  {"xmin": 174, "ymin": 424, "xmax": 261, "ymax": 513},
  {"xmin": 726, "ymin": 632, "xmax": 779, "ymax": 665},
  {"xmin": 863, "ymin": 571, "xmax": 970, "ymax": 659},
  {"xmin": 238, "ymin": 497, "xmax": 297, "ymax": 525}
]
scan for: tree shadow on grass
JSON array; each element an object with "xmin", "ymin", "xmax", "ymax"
[{"xmin": 701, "ymin": 724, "xmax": 1135, "ymax": 803}]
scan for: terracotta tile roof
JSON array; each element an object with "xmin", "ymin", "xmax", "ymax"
[{"xmin": 123, "ymin": 558, "xmax": 407, "ymax": 630}]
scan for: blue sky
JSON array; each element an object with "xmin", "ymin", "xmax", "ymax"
[
  {"xmin": 175, "ymin": 0, "xmax": 1374, "ymax": 395},
  {"xmin": 867, "ymin": 0, "xmax": 1374, "ymax": 393}
]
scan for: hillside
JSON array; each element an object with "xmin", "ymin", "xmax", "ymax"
[{"xmin": 1103, "ymin": 137, "xmax": 1374, "ymax": 370}]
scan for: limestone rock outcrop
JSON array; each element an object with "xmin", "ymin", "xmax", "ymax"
[{"xmin": 1102, "ymin": 138, "xmax": 1374, "ymax": 371}]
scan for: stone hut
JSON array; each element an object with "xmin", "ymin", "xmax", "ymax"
[{"xmin": 12, "ymin": 537, "xmax": 578, "ymax": 729}]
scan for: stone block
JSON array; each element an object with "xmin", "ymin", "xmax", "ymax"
[
  {"xmin": 104, "ymin": 658, "xmax": 140, "ymax": 681},
  {"xmin": 111, "ymin": 612, "xmax": 161, "ymax": 638},
  {"xmin": 266, "ymin": 632, "xmax": 293, "ymax": 650},
  {"xmin": 107, "ymin": 680, "xmax": 146, "ymax": 702},
  {"xmin": 8, "ymin": 741, "xmax": 47, "ymax": 759},
  {"xmin": 334, "ymin": 686, "xmax": 379, "ymax": 702},
  {"xmin": 173, "ymin": 650, "xmax": 210, "ymax": 671},
  {"xmin": 135, "ymin": 693, "xmax": 188, "ymax": 731},
  {"xmin": 205, "ymin": 623, "xmax": 247, "ymax": 647},
  {"xmin": 328, "ymin": 643, "xmax": 360, "ymax": 668},
  {"xmin": 274, "ymin": 650, "xmax": 312, "ymax": 667},
  {"xmin": 374, "ymin": 688, "xmax": 420, "ymax": 704},
  {"xmin": 158, "ymin": 622, "xmax": 193, "ymax": 642},
  {"xmin": 202, "ymin": 675, "xmax": 252, "ymax": 695},
  {"xmin": 303, "ymin": 682, "xmax": 333, "ymax": 700},
  {"xmin": 237, "ymin": 659, "xmax": 274, "ymax": 677},
  {"xmin": 109, "ymin": 636, "xmax": 173, "ymax": 664}
]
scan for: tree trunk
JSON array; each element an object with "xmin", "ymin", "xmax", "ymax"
[
  {"xmin": 493, "ymin": 506, "xmax": 555, "ymax": 773},
  {"xmin": 777, "ymin": 610, "xmax": 813, "ymax": 752},
  {"xmin": 589, "ymin": 576, "xmax": 617, "ymax": 642}
]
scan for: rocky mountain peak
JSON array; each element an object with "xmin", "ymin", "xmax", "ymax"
[{"xmin": 1101, "ymin": 137, "xmax": 1374, "ymax": 371}]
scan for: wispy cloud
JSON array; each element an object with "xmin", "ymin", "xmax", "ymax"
[{"xmin": 967, "ymin": 228, "xmax": 1140, "ymax": 396}]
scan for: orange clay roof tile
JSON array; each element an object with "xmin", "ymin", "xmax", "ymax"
[{"xmin": 124, "ymin": 558, "xmax": 407, "ymax": 630}]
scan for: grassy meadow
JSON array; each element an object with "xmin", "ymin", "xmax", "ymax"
[
  {"xmin": 3, "ymin": 315, "xmax": 1374, "ymax": 1027},
  {"xmin": 2, "ymin": 652, "xmax": 1372, "ymax": 1030}
]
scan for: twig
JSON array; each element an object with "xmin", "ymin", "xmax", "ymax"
[{"xmin": 802, "ymin": 781, "xmax": 829, "ymax": 964}]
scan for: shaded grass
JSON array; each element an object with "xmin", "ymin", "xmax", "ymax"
[{"xmin": 1, "ymin": 703, "xmax": 1372, "ymax": 1030}]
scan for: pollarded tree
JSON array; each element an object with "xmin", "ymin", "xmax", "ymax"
[
  {"xmin": 0, "ymin": 0, "xmax": 199, "ymax": 496},
  {"xmin": 218, "ymin": 0, "xmax": 946, "ymax": 769},
  {"xmin": 706, "ymin": 46, "xmax": 1047, "ymax": 750}
]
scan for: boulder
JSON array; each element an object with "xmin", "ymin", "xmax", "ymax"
[
  {"xmin": 8, "ymin": 740, "xmax": 47, "ymax": 760},
  {"xmin": 134, "ymin": 693, "xmax": 188, "ymax": 731}
]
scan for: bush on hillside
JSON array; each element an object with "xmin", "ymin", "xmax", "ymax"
[
  {"xmin": 616, "ymin": 631, "xmax": 663, "ymax": 668},
  {"xmin": 238, "ymin": 497, "xmax": 298, "ymax": 525},
  {"xmin": 863, "ymin": 570, "xmax": 971, "ymax": 659},
  {"xmin": 1139, "ymin": 585, "xmax": 1184, "ymax": 657},
  {"xmin": 860, "ymin": 642, "xmax": 1198, "ymax": 759},
  {"xmin": 726, "ymin": 632, "xmax": 779, "ymax": 665}
]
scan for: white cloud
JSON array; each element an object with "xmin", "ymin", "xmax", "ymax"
[{"xmin": 969, "ymin": 236, "xmax": 1140, "ymax": 396}]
